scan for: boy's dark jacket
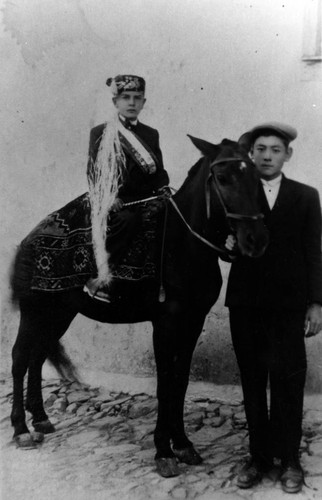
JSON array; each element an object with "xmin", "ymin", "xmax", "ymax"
[
  {"xmin": 87, "ymin": 121, "xmax": 169, "ymax": 203},
  {"xmin": 225, "ymin": 175, "xmax": 322, "ymax": 310}
]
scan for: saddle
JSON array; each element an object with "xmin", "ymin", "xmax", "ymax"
[{"xmin": 12, "ymin": 192, "xmax": 167, "ymax": 297}]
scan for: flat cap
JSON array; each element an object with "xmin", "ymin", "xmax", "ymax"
[{"xmin": 239, "ymin": 121, "xmax": 298, "ymax": 151}]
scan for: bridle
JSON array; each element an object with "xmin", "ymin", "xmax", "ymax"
[
  {"xmin": 166, "ymin": 155, "xmax": 264, "ymax": 257},
  {"xmin": 125, "ymin": 154, "xmax": 264, "ymax": 294},
  {"xmin": 159, "ymin": 155, "xmax": 264, "ymax": 302},
  {"xmin": 207, "ymin": 156, "xmax": 264, "ymax": 222}
]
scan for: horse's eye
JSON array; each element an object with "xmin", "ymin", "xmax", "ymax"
[{"xmin": 216, "ymin": 174, "xmax": 230, "ymax": 186}]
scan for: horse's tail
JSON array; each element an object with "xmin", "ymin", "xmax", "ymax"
[
  {"xmin": 10, "ymin": 245, "xmax": 31, "ymax": 303},
  {"xmin": 10, "ymin": 242, "xmax": 33, "ymax": 305},
  {"xmin": 47, "ymin": 341, "xmax": 81, "ymax": 384},
  {"xmin": 10, "ymin": 244, "xmax": 81, "ymax": 383}
]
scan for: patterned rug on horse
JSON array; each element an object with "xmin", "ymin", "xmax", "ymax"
[{"xmin": 12, "ymin": 193, "xmax": 165, "ymax": 295}]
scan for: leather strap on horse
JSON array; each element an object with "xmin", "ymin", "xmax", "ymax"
[
  {"xmin": 208, "ymin": 156, "xmax": 264, "ymax": 223},
  {"xmin": 123, "ymin": 189, "xmax": 228, "ymax": 253},
  {"xmin": 122, "ymin": 189, "xmax": 229, "ymax": 303},
  {"xmin": 158, "ymin": 201, "xmax": 168, "ymax": 303},
  {"xmin": 208, "ymin": 174, "xmax": 264, "ymax": 223},
  {"xmin": 168, "ymin": 197, "xmax": 227, "ymax": 254},
  {"xmin": 157, "ymin": 196, "xmax": 226, "ymax": 303}
]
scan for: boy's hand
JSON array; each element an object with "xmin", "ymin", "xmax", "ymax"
[
  {"xmin": 111, "ymin": 198, "xmax": 124, "ymax": 212},
  {"xmin": 225, "ymin": 234, "xmax": 238, "ymax": 252},
  {"xmin": 157, "ymin": 186, "xmax": 172, "ymax": 198},
  {"xmin": 305, "ymin": 304, "xmax": 322, "ymax": 337}
]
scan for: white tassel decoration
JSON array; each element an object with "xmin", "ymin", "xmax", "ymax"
[{"xmin": 88, "ymin": 114, "xmax": 125, "ymax": 287}]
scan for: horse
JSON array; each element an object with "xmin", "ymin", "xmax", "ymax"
[{"xmin": 10, "ymin": 135, "xmax": 269, "ymax": 477}]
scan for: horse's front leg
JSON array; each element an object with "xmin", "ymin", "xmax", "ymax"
[
  {"xmin": 169, "ymin": 313, "xmax": 206, "ymax": 465},
  {"xmin": 152, "ymin": 303, "xmax": 205, "ymax": 477},
  {"xmin": 152, "ymin": 304, "xmax": 182, "ymax": 477}
]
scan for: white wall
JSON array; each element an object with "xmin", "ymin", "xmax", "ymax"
[{"xmin": 1, "ymin": 0, "xmax": 322, "ymax": 390}]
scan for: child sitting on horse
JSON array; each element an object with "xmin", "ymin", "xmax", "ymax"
[{"xmin": 84, "ymin": 74, "xmax": 169, "ymax": 301}]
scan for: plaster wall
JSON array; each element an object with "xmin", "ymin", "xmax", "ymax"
[{"xmin": 1, "ymin": 0, "xmax": 322, "ymax": 391}]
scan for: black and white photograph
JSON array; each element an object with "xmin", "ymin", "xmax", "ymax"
[{"xmin": 1, "ymin": 1, "xmax": 322, "ymax": 498}]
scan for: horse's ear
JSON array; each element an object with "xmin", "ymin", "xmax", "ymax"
[
  {"xmin": 238, "ymin": 132, "xmax": 252, "ymax": 153},
  {"xmin": 187, "ymin": 134, "xmax": 220, "ymax": 157},
  {"xmin": 221, "ymin": 138, "xmax": 236, "ymax": 146}
]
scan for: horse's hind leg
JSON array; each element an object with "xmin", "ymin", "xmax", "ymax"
[
  {"xmin": 11, "ymin": 296, "xmax": 76, "ymax": 442},
  {"xmin": 26, "ymin": 348, "xmax": 56, "ymax": 434},
  {"xmin": 11, "ymin": 302, "xmax": 34, "ymax": 439},
  {"xmin": 25, "ymin": 299, "xmax": 76, "ymax": 434}
]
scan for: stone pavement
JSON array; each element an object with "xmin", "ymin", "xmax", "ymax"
[{"xmin": 1, "ymin": 374, "xmax": 322, "ymax": 500}]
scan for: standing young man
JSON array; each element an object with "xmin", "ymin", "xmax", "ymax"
[
  {"xmin": 225, "ymin": 122, "xmax": 322, "ymax": 493},
  {"xmin": 85, "ymin": 75, "xmax": 169, "ymax": 300}
]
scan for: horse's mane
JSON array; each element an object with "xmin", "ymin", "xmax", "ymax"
[
  {"xmin": 175, "ymin": 157, "xmax": 205, "ymax": 195},
  {"xmin": 187, "ymin": 157, "xmax": 205, "ymax": 178}
]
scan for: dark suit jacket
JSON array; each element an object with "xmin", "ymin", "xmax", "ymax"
[
  {"xmin": 225, "ymin": 175, "xmax": 322, "ymax": 310},
  {"xmin": 87, "ymin": 121, "xmax": 169, "ymax": 203}
]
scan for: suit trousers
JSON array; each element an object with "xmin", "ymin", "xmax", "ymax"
[{"xmin": 229, "ymin": 307, "xmax": 307, "ymax": 465}]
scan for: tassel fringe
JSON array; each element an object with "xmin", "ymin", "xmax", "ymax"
[{"xmin": 88, "ymin": 114, "xmax": 125, "ymax": 286}]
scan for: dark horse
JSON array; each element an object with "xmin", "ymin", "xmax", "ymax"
[{"xmin": 10, "ymin": 136, "xmax": 268, "ymax": 477}]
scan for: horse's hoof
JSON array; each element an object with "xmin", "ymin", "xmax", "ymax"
[
  {"xmin": 155, "ymin": 457, "xmax": 180, "ymax": 478},
  {"xmin": 173, "ymin": 446, "xmax": 203, "ymax": 465},
  {"xmin": 14, "ymin": 433, "xmax": 37, "ymax": 449},
  {"xmin": 31, "ymin": 431, "xmax": 45, "ymax": 443},
  {"xmin": 33, "ymin": 420, "xmax": 55, "ymax": 434}
]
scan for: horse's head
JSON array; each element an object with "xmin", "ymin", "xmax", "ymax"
[{"xmin": 188, "ymin": 135, "xmax": 269, "ymax": 258}]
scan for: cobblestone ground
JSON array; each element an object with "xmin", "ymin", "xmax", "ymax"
[{"xmin": 1, "ymin": 375, "xmax": 322, "ymax": 500}]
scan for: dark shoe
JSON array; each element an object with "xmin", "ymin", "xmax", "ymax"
[
  {"xmin": 280, "ymin": 461, "xmax": 304, "ymax": 494},
  {"xmin": 237, "ymin": 458, "xmax": 264, "ymax": 489}
]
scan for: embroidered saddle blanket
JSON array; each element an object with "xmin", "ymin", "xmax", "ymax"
[{"xmin": 13, "ymin": 192, "xmax": 165, "ymax": 296}]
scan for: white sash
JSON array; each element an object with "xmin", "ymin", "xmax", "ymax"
[{"xmin": 117, "ymin": 120, "xmax": 157, "ymax": 174}]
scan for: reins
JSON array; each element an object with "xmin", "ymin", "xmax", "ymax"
[
  {"xmin": 123, "ymin": 195, "xmax": 163, "ymax": 207},
  {"xmin": 121, "ymin": 157, "xmax": 264, "ymax": 303},
  {"xmin": 123, "ymin": 157, "xmax": 263, "ymax": 254},
  {"xmin": 168, "ymin": 197, "xmax": 226, "ymax": 253},
  {"xmin": 122, "ymin": 188, "xmax": 226, "ymax": 304},
  {"xmin": 123, "ymin": 190, "xmax": 227, "ymax": 253}
]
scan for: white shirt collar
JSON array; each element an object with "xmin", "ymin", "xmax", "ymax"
[
  {"xmin": 119, "ymin": 114, "xmax": 138, "ymax": 126},
  {"xmin": 260, "ymin": 174, "xmax": 282, "ymax": 188}
]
